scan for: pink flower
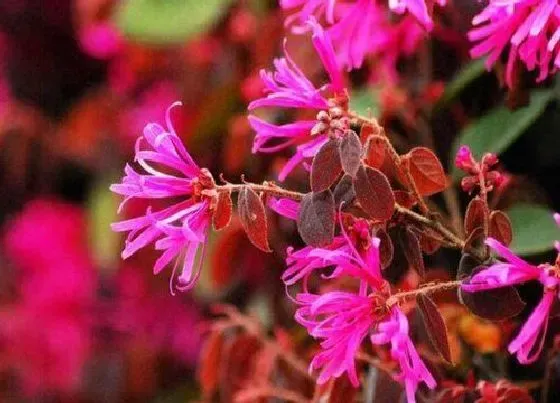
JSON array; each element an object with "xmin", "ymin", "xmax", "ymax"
[
  {"xmin": 371, "ymin": 307, "xmax": 437, "ymax": 403},
  {"xmin": 469, "ymin": 0, "xmax": 560, "ymax": 87},
  {"xmin": 283, "ymin": 219, "xmax": 384, "ymax": 290},
  {"xmin": 1, "ymin": 199, "xmax": 96, "ymax": 395},
  {"xmin": 79, "ymin": 22, "xmax": 122, "ymax": 60},
  {"xmin": 295, "ymin": 291, "xmax": 376, "ymax": 386},
  {"xmin": 110, "ymin": 265, "xmax": 203, "ymax": 365},
  {"xmin": 281, "ymin": 0, "xmax": 442, "ymax": 71},
  {"xmin": 111, "ymin": 102, "xmax": 215, "ymax": 293},
  {"xmin": 248, "ymin": 19, "xmax": 345, "ymax": 180},
  {"xmin": 462, "ymin": 237, "xmax": 560, "ymax": 364},
  {"xmin": 286, "ymin": 224, "xmax": 435, "ymax": 396},
  {"xmin": 292, "ymin": 231, "xmax": 385, "ymax": 386}
]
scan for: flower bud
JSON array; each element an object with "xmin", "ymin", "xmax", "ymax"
[{"xmin": 455, "ymin": 145, "xmax": 476, "ymax": 173}]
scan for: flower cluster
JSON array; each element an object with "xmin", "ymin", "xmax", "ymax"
[
  {"xmin": 455, "ymin": 145, "xmax": 504, "ymax": 193},
  {"xmin": 281, "ymin": 0, "xmax": 433, "ymax": 74},
  {"xmin": 248, "ymin": 18, "xmax": 347, "ymax": 181},
  {"xmin": 2, "ymin": 199, "xmax": 96, "ymax": 395},
  {"xmin": 111, "ymin": 102, "xmax": 215, "ymax": 294},
  {"xmin": 469, "ymin": 0, "xmax": 560, "ymax": 87},
  {"xmin": 462, "ymin": 234, "xmax": 560, "ymax": 364},
  {"xmin": 287, "ymin": 218, "xmax": 435, "ymax": 401}
]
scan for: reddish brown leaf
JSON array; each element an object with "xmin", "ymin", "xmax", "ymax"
[
  {"xmin": 417, "ymin": 294, "xmax": 453, "ymax": 363},
  {"xmin": 457, "ymin": 253, "xmax": 482, "ymax": 280},
  {"xmin": 353, "ymin": 166, "xmax": 395, "ymax": 221},
  {"xmin": 328, "ymin": 377, "xmax": 358, "ymax": 403},
  {"xmin": 404, "ymin": 147, "xmax": 447, "ymax": 196},
  {"xmin": 460, "ymin": 271, "xmax": 525, "ymax": 320},
  {"xmin": 464, "ymin": 197, "xmax": 487, "ymax": 236},
  {"xmin": 489, "ymin": 210, "xmax": 513, "ymax": 246},
  {"xmin": 238, "ymin": 187, "xmax": 271, "ymax": 252},
  {"xmin": 393, "ymin": 190, "xmax": 416, "ymax": 209},
  {"xmin": 399, "ymin": 226, "xmax": 425, "ymax": 277},
  {"xmin": 311, "ymin": 139, "xmax": 342, "ymax": 192},
  {"xmin": 377, "ymin": 227, "xmax": 394, "ymax": 269},
  {"xmin": 365, "ymin": 134, "xmax": 386, "ymax": 169},
  {"xmin": 219, "ymin": 334, "xmax": 262, "ymax": 398},
  {"xmin": 333, "ymin": 174, "xmax": 356, "ymax": 207},
  {"xmin": 411, "ymin": 226, "xmax": 443, "ymax": 255},
  {"xmin": 385, "ymin": 228, "xmax": 410, "ymax": 284},
  {"xmin": 359, "ymin": 121, "xmax": 382, "ymax": 142},
  {"xmin": 297, "ymin": 190, "xmax": 335, "ymax": 247},
  {"xmin": 463, "ymin": 227, "xmax": 485, "ymax": 253},
  {"xmin": 213, "ymin": 191, "xmax": 233, "ymax": 231},
  {"xmin": 340, "ymin": 130, "xmax": 362, "ymax": 177},
  {"xmin": 198, "ymin": 331, "xmax": 224, "ymax": 398}
]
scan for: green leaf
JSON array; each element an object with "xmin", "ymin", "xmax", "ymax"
[
  {"xmin": 507, "ymin": 204, "xmax": 560, "ymax": 255},
  {"xmin": 115, "ymin": 0, "xmax": 233, "ymax": 44},
  {"xmin": 450, "ymin": 89, "xmax": 553, "ymax": 180},
  {"xmin": 88, "ymin": 178, "xmax": 121, "ymax": 270},
  {"xmin": 349, "ymin": 88, "xmax": 380, "ymax": 118},
  {"xmin": 438, "ymin": 59, "xmax": 486, "ymax": 107}
]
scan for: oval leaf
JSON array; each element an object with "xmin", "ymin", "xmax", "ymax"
[
  {"xmin": 297, "ymin": 190, "xmax": 335, "ymax": 247},
  {"xmin": 238, "ymin": 187, "xmax": 271, "ymax": 252},
  {"xmin": 213, "ymin": 191, "xmax": 233, "ymax": 231},
  {"xmin": 404, "ymin": 147, "xmax": 447, "ymax": 196},
  {"xmin": 399, "ymin": 226, "xmax": 425, "ymax": 277},
  {"xmin": 378, "ymin": 228, "xmax": 394, "ymax": 269},
  {"xmin": 459, "ymin": 283, "xmax": 525, "ymax": 321},
  {"xmin": 116, "ymin": 0, "xmax": 234, "ymax": 44},
  {"xmin": 450, "ymin": 89, "xmax": 553, "ymax": 180},
  {"xmin": 311, "ymin": 138, "xmax": 343, "ymax": 192},
  {"xmin": 340, "ymin": 131, "xmax": 362, "ymax": 177},
  {"xmin": 489, "ymin": 210, "xmax": 513, "ymax": 246},
  {"xmin": 507, "ymin": 204, "xmax": 560, "ymax": 255},
  {"xmin": 198, "ymin": 331, "xmax": 224, "ymax": 398},
  {"xmin": 364, "ymin": 134, "xmax": 386, "ymax": 168},
  {"xmin": 417, "ymin": 294, "xmax": 452, "ymax": 363},
  {"xmin": 464, "ymin": 197, "xmax": 487, "ymax": 236},
  {"xmin": 333, "ymin": 175, "xmax": 356, "ymax": 207},
  {"xmin": 354, "ymin": 166, "xmax": 395, "ymax": 221}
]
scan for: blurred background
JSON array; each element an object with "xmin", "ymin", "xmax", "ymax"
[{"xmin": 1, "ymin": 0, "xmax": 560, "ymax": 402}]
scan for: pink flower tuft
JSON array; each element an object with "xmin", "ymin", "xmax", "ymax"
[
  {"xmin": 371, "ymin": 307, "xmax": 437, "ymax": 403},
  {"xmin": 469, "ymin": 0, "xmax": 560, "ymax": 87},
  {"xmin": 111, "ymin": 102, "xmax": 214, "ymax": 293},
  {"xmin": 462, "ymin": 237, "xmax": 560, "ymax": 364},
  {"xmin": 248, "ymin": 19, "xmax": 346, "ymax": 180}
]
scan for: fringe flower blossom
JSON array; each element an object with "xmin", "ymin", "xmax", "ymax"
[
  {"xmin": 111, "ymin": 102, "xmax": 216, "ymax": 293},
  {"xmin": 248, "ymin": 18, "xmax": 346, "ymax": 181},
  {"xmin": 469, "ymin": 0, "xmax": 560, "ymax": 87},
  {"xmin": 286, "ymin": 220, "xmax": 435, "ymax": 400},
  {"xmin": 462, "ymin": 237, "xmax": 560, "ymax": 364},
  {"xmin": 281, "ymin": 0, "xmax": 442, "ymax": 71}
]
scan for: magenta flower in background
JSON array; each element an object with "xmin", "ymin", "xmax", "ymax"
[
  {"xmin": 79, "ymin": 22, "xmax": 122, "ymax": 60},
  {"xmin": 248, "ymin": 18, "xmax": 346, "ymax": 181},
  {"xmin": 462, "ymin": 237, "xmax": 560, "ymax": 364},
  {"xmin": 111, "ymin": 102, "xmax": 214, "ymax": 293},
  {"xmin": 469, "ymin": 0, "xmax": 560, "ymax": 87},
  {"xmin": 1, "ymin": 199, "xmax": 96, "ymax": 395},
  {"xmin": 371, "ymin": 306, "xmax": 437, "ymax": 403},
  {"xmin": 110, "ymin": 265, "xmax": 203, "ymax": 365},
  {"xmin": 281, "ymin": 0, "xmax": 441, "ymax": 71}
]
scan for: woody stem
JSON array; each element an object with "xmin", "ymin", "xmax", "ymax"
[
  {"xmin": 216, "ymin": 182, "xmax": 471, "ymax": 254},
  {"xmin": 387, "ymin": 280, "xmax": 462, "ymax": 306}
]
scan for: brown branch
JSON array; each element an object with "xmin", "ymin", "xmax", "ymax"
[{"xmin": 387, "ymin": 280, "xmax": 462, "ymax": 306}]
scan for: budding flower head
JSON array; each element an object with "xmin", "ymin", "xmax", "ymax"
[{"xmin": 455, "ymin": 145, "xmax": 476, "ymax": 173}]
